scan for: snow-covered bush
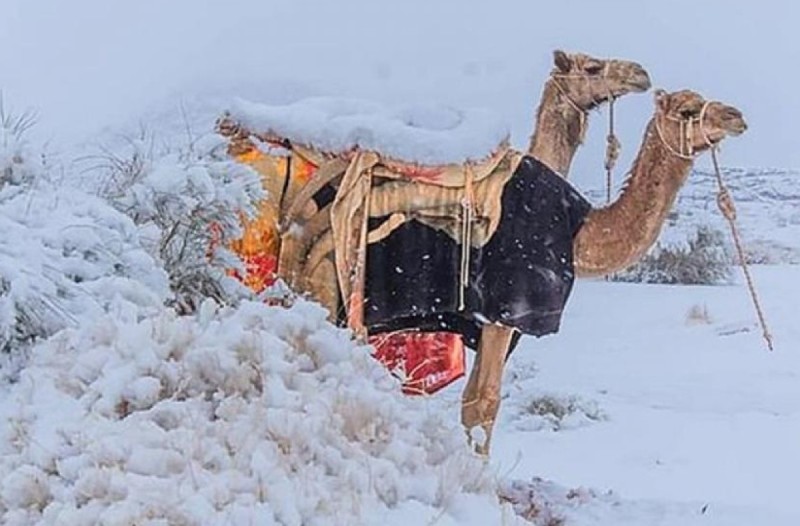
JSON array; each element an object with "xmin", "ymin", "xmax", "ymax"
[
  {"xmin": 0, "ymin": 184, "xmax": 169, "ymax": 354},
  {"xmin": 612, "ymin": 225, "xmax": 732, "ymax": 285},
  {"xmin": 740, "ymin": 239, "xmax": 799, "ymax": 265},
  {"xmin": 0, "ymin": 298, "xmax": 501, "ymax": 525},
  {"xmin": 514, "ymin": 394, "xmax": 606, "ymax": 433},
  {"xmin": 498, "ymin": 478, "xmax": 618, "ymax": 526},
  {"xmin": 85, "ymin": 131, "xmax": 264, "ymax": 312},
  {"xmin": 0, "ymin": 110, "xmax": 168, "ymax": 368}
]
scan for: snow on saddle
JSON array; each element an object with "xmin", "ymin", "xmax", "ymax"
[
  {"xmin": 217, "ymin": 96, "xmax": 521, "ymax": 394},
  {"xmin": 223, "ymin": 96, "xmax": 510, "ymax": 167}
]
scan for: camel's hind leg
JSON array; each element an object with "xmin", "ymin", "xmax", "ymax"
[{"xmin": 461, "ymin": 324, "xmax": 515, "ymax": 455}]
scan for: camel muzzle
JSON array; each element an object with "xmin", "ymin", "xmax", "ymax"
[
  {"xmin": 713, "ymin": 103, "xmax": 747, "ymax": 136},
  {"xmin": 727, "ymin": 111, "xmax": 748, "ymax": 136},
  {"xmin": 610, "ymin": 69, "xmax": 651, "ymax": 98},
  {"xmin": 627, "ymin": 67, "xmax": 652, "ymax": 93}
]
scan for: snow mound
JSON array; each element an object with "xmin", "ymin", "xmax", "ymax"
[
  {"xmin": 227, "ymin": 96, "xmax": 510, "ymax": 165},
  {"xmin": 0, "ymin": 298, "xmax": 502, "ymax": 525}
]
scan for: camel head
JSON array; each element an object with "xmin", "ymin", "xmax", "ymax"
[
  {"xmin": 654, "ymin": 89, "xmax": 747, "ymax": 157},
  {"xmin": 551, "ymin": 50, "xmax": 652, "ymax": 110}
]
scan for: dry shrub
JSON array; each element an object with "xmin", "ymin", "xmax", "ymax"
[
  {"xmin": 685, "ymin": 303, "xmax": 712, "ymax": 325},
  {"xmin": 613, "ymin": 225, "xmax": 732, "ymax": 285}
]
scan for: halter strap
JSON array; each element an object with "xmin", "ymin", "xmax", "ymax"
[
  {"xmin": 548, "ymin": 61, "xmax": 615, "ymax": 146},
  {"xmin": 654, "ymin": 100, "xmax": 715, "ymax": 160}
]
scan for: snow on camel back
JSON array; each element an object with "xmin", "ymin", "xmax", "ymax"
[
  {"xmin": 216, "ymin": 96, "xmax": 518, "ymax": 395},
  {"xmin": 225, "ymin": 96, "xmax": 510, "ymax": 166}
]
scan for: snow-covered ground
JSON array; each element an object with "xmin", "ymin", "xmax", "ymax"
[{"xmin": 440, "ymin": 263, "xmax": 800, "ymax": 524}]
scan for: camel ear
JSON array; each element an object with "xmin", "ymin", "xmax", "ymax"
[
  {"xmin": 654, "ymin": 89, "xmax": 670, "ymax": 111},
  {"xmin": 553, "ymin": 50, "xmax": 572, "ymax": 73}
]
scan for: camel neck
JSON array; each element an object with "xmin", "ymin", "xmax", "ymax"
[
  {"xmin": 613, "ymin": 119, "xmax": 694, "ymax": 223},
  {"xmin": 573, "ymin": 119, "xmax": 694, "ymax": 277},
  {"xmin": 527, "ymin": 80, "xmax": 585, "ymax": 176}
]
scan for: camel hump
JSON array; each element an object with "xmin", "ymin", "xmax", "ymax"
[{"xmin": 221, "ymin": 96, "xmax": 510, "ymax": 167}]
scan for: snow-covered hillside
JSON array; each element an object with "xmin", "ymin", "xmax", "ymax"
[
  {"xmin": 586, "ymin": 167, "xmax": 800, "ymax": 264},
  {"xmin": 676, "ymin": 168, "xmax": 800, "ymax": 263}
]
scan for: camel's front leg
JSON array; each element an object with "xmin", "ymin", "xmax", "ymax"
[
  {"xmin": 304, "ymin": 258, "xmax": 340, "ymax": 320},
  {"xmin": 461, "ymin": 323, "xmax": 515, "ymax": 455}
]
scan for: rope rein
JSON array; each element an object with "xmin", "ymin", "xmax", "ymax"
[
  {"xmin": 604, "ymin": 96, "xmax": 620, "ymax": 204},
  {"xmin": 709, "ymin": 147, "xmax": 774, "ymax": 351},
  {"xmin": 551, "ymin": 61, "xmax": 618, "ymax": 197},
  {"xmin": 458, "ymin": 162, "xmax": 476, "ymax": 311},
  {"xmin": 656, "ymin": 103, "xmax": 774, "ymax": 351},
  {"xmin": 549, "ymin": 62, "xmax": 622, "ymax": 203}
]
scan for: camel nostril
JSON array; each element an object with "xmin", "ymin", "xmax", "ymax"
[
  {"xmin": 726, "ymin": 108, "xmax": 747, "ymax": 133},
  {"xmin": 711, "ymin": 104, "xmax": 747, "ymax": 135}
]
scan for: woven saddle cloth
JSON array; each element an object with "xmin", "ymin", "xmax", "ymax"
[{"xmin": 217, "ymin": 114, "xmax": 523, "ymax": 329}]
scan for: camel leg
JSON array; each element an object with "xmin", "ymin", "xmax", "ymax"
[
  {"xmin": 305, "ymin": 258, "xmax": 340, "ymax": 321},
  {"xmin": 461, "ymin": 323, "xmax": 515, "ymax": 455}
]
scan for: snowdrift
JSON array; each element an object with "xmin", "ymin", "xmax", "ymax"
[{"xmin": 0, "ymin": 297, "xmax": 505, "ymax": 525}]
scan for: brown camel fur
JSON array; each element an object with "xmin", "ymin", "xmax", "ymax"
[
  {"xmin": 463, "ymin": 89, "xmax": 747, "ymax": 454},
  {"xmin": 528, "ymin": 50, "xmax": 651, "ymax": 176}
]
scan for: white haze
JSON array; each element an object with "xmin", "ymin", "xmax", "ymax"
[{"xmin": 1, "ymin": 0, "xmax": 796, "ymax": 189}]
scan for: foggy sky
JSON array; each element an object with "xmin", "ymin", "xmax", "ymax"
[{"xmin": 1, "ymin": 0, "xmax": 795, "ymax": 188}]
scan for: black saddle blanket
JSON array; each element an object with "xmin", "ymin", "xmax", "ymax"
[{"xmin": 364, "ymin": 156, "xmax": 591, "ymax": 349}]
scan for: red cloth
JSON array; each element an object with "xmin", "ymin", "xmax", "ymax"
[
  {"xmin": 228, "ymin": 253, "xmax": 279, "ymax": 292},
  {"xmin": 369, "ymin": 331, "xmax": 465, "ymax": 395}
]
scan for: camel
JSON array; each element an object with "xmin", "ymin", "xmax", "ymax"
[
  {"xmin": 288, "ymin": 50, "xmax": 652, "ymax": 318},
  {"xmin": 216, "ymin": 59, "xmax": 749, "ymax": 458},
  {"xmin": 528, "ymin": 50, "xmax": 651, "ymax": 176},
  {"xmin": 461, "ymin": 89, "xmax": 747, "ymax": 454}
]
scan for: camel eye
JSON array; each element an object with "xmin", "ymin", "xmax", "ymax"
[
  {"xmin": 584, "ymin": 63, "xmax": 604, "ymax": 75},
  {"xmin": 679, "ymin": 108, "xmax": 697, "ymax": 119}
]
